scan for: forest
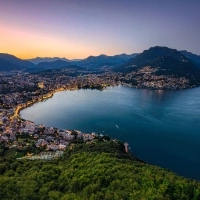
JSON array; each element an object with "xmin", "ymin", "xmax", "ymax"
[{"xmin": 0, "ymin": 140, "xmax": 200, "ymax": 200}]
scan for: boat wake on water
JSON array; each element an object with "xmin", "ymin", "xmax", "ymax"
[{"xmin": 115, "ymin": 124, "xmax": 127, "ymax": 137}]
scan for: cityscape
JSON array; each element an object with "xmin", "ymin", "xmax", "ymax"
[{"xmin": 0, "ymin": 59, "xmax": 198, "ymax": 159}]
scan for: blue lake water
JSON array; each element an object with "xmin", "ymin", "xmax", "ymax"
[{"xmin": 21, "ymin": 86, "xmax": 200, "ymax": 180}]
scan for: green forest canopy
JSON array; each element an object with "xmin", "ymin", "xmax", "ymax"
[{"xmin": 0, "ymin": 141, "xmax": 200, "ymax": 200}]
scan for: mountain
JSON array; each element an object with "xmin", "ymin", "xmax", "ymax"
[
  {"xmin": 0, "ymin": 52, "xmax": 137, "ymax": 71},
  {"xmin": 37, "ymin": 60, "xmax": 72, "ymax": 69},
  {"xmin": 118, "ymin": 46, "xmax": 189, "ymax": 69},
  {"xmin": 74, "ymin": 53, "xmax": 138, "ymax": 69},
  {"xmin": 114, "ymin": 46, "xmax": 200, "ymax": 88},
  {"xmin": 27, "ymin": 57, "xmax": 70, "ymax": 64},
  {"xmin": 145, "ymin": 55, "xmax": 197, "ymax": 77},
  {"xmin": 113, "ymin": 53, "xmax": 139, "ymax": 60},
  {"xmin": 115, "ymin": 46, "xmax": 200, "ymax": 74},
  {"xmin": 180, "ymin": 50, "xmax": 200, "ymax": 65},
  {"xmin": 0, "ymin": 53, "xmax": 35, "ymax": 69},
  {"xmin": 0, "ymin": 53, "xmax": 80, "ymax": 72},
  {"xmin": 0, "ymin": 58, "xmax": 22, "ymax": 71},
  {"xmin": 0, "ymin": 141, "xmax": 200, "ymax": 199},
  {"xmin": 32, "ymin": 54, "xmax": 138, "ymax": 70}
]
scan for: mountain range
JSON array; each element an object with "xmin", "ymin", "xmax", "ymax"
[
  {"xmin": 114, "ymin": 46, "xmax": 200, "ymax": 83},
  {"xmin": 28, "ymin": 53, "xmax": 138, "ymax": 70},
  {"xmin": 73, "ymin": 54, "xmax": 138, "ymax": 69},
  {"xmin": 27, "ymin": 57, "xmax": 70, "ymax": 64},
  {"xmin": 0, "ymin": 53, "xmax": 137, "ymax": 71},
  {"xmin": 0, "ymin": 53, "xmax": 35, "ymax": 71},
  {"xmin": 0, "ymin": 47, "xmax": 200, "ymax": 79}
]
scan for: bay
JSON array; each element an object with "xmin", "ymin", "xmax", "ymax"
[{"xmin": 21, "ymin": 86, "xmax": 200, "ymax": 180}]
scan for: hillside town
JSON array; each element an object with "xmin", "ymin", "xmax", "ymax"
[
  {"xmin": 0, "ymin": 106, "xmax": 123, "ymax": 159},
  {"xmin": 121, "ymin": 66, "xmax": 192, "ymax": 89}
]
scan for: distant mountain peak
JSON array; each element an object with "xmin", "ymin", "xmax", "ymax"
[
  {"xmin": 114, "ymin": 46, "xmax": 200, "ymax": 78},
  {"xmin": 27, "ymin": 57, "xmax": 70, "ymax": 65},
  {"xmin": 0, "ymin": 53, "xmax": 35, "ymax": 70}
]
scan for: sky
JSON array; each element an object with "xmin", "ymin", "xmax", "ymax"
[{"xmin": 0, "ymin": 0, "xmax": 200, "ymax": 59}]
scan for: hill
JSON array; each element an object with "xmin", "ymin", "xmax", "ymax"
[
  {"xmin": 180, "ymin": 50, "xmax": 200, "ymax": 66},
  {"xmin": 31, "ymin": 54, "xmax": 138, "ymax": 71},
  {"xmin": 115, "ymin": 46, "xmax": 200, "ymax": 89},
  {"xmin": 27, "ymin": 57, "xmax": 70, "ymax": 64},
  {"xmin": 37, "ymin": 60, "xmax": 72, "ymax": 69},
  {"xmin": 115, "ymin": 46, "xmax": 195, "ymax": 71},
  {"xmin": 0, "ymin": 53, "xmax": 35, "ymax": 70},
  {"xmin": 74, "ymin": 53, "xmax": 138, "ymax": 69},
  {"xmin": 27, "ymin": 54, "xmax": 138, "ymax": 70},
  {"xmin": 0, "ymin": 141, "xmax": 200, "ymax": 200},
  {"xmin": 0, "ymin": 58, "xmax": 22, "ymax": 71}
]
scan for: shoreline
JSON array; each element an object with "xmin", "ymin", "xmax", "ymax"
[
  {"xmin": 5, "ymin": 84, "xmax": 200, "ymax": 181},
  {"xmin": 11, "ymin": 84, "xmax": 113, "ymax": 120},
  {"xmin": 12, "ymin": 83, "xmax": 199, "ymax": 121},
  {"xmin": 11, "ymin": 87, "xmax": 78, "ymax": 120}
]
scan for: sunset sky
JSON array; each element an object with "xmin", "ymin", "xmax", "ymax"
[{"xmin": 0, "ymin": 0, "xmax": 200, "ymax": 59}]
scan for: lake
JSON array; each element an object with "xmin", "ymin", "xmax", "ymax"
[{"xmin": 21, "ymin": 86, "xmax": 200, "ymax": 180}]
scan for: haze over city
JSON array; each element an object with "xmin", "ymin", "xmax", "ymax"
[{"xmin": 0, "ymin": 0, "xmax": 200, "ymax": 59}]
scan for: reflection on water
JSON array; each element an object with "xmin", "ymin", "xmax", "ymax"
[{"xmin": 21, "ymin": 86, "xmax": 200, "ymax": 180}]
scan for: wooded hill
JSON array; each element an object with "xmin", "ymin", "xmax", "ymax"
[{"xmin": 0, "ymin": 140, "xmax": 200, "ymax": 200}]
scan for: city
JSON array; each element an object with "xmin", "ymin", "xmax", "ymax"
[
  {"xmin": 0, "ymin": 69, "xmax": 129, "ymax": 159},
  {"xmin": 0, "ymin": 66, "xmax": 195, "ymax": 159}
]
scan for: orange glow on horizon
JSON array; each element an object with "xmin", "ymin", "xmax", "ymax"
[
  {"xmin": 0, "ymin": 23, "xmax": 101, "ymax": 60},
  {"xmin": 0, "ymin": 22, "xmax": 139, "ymax": 60}
]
